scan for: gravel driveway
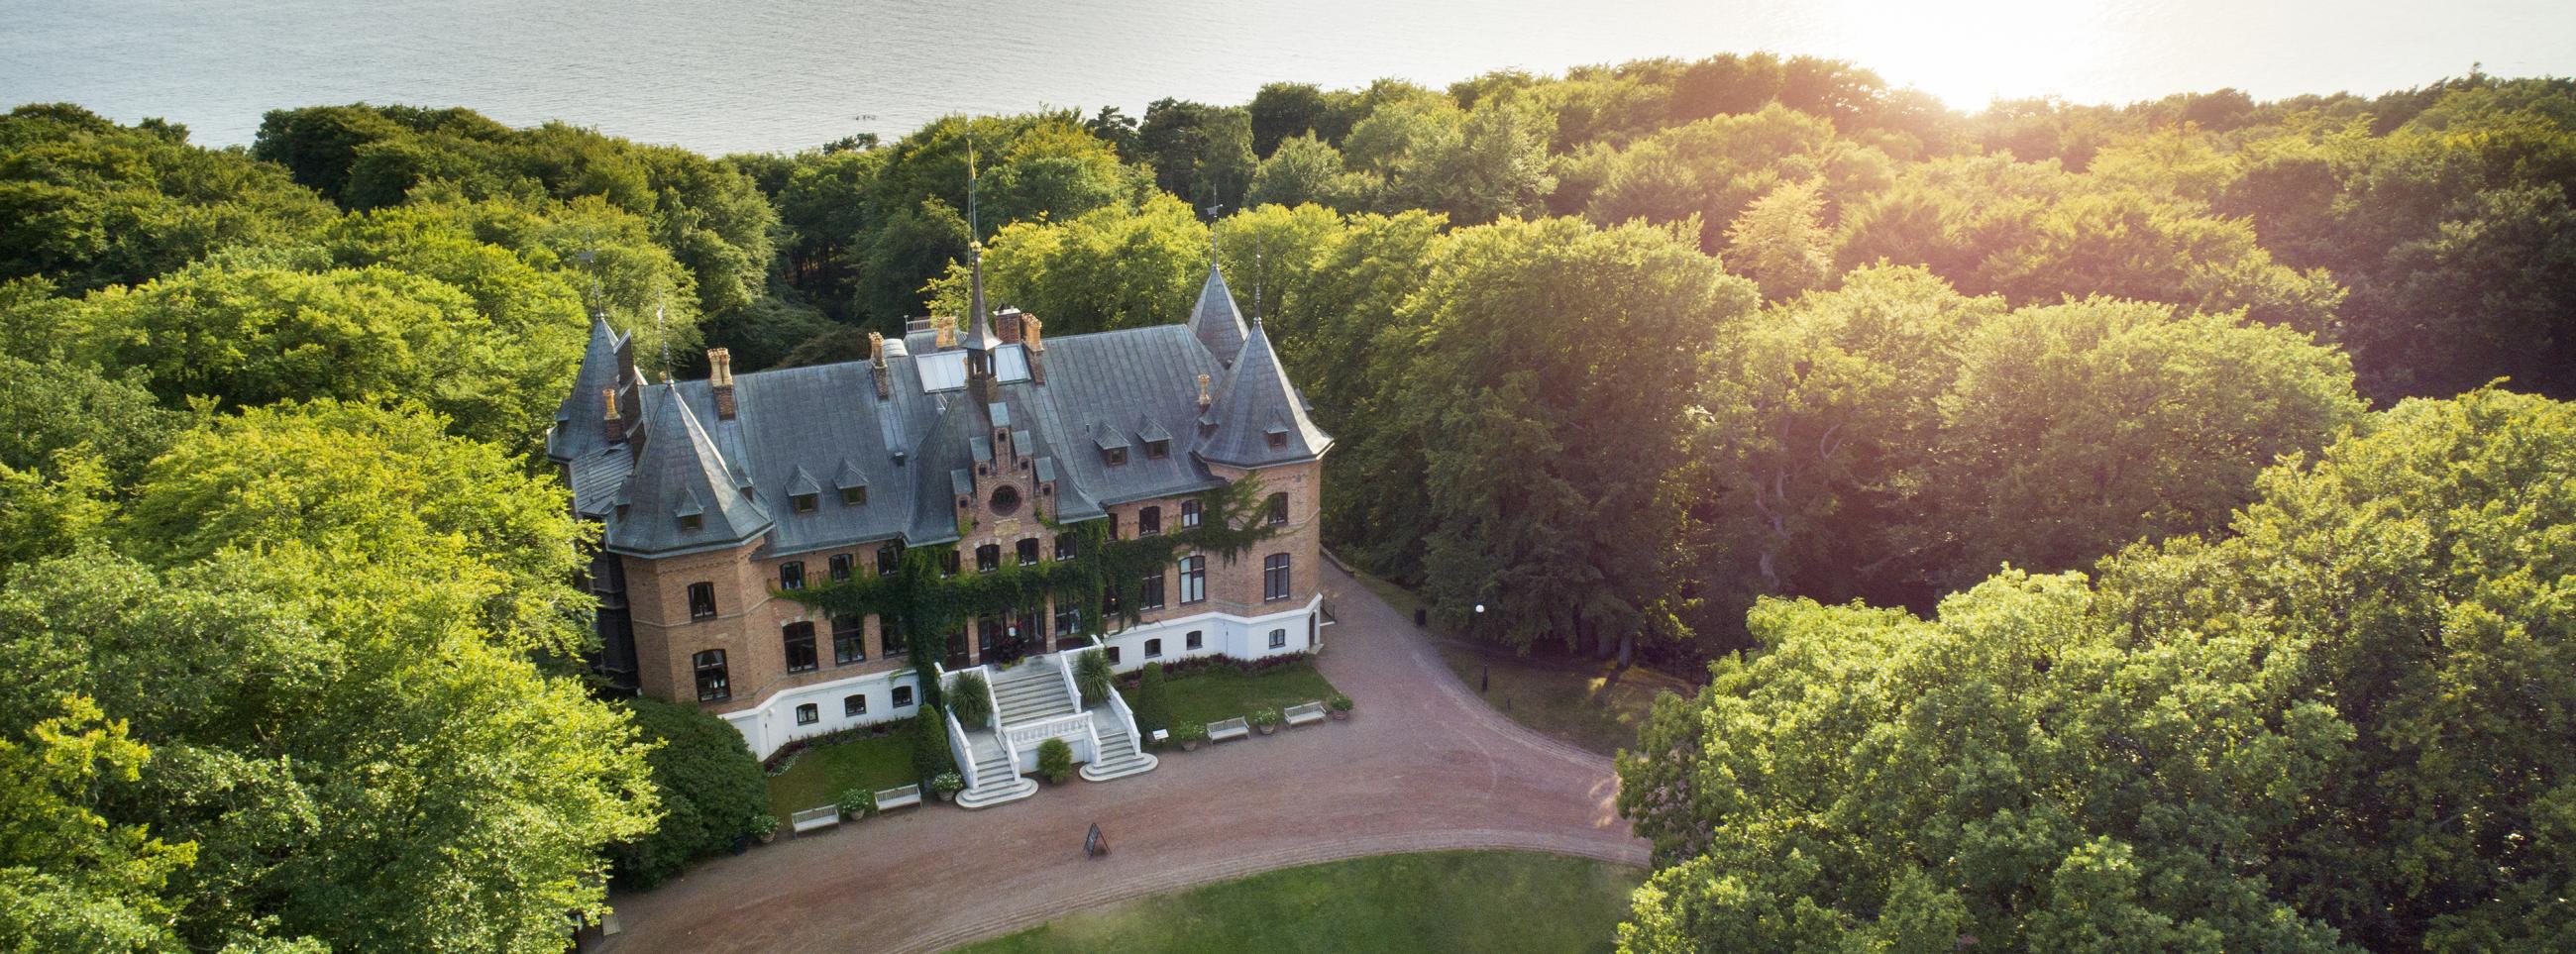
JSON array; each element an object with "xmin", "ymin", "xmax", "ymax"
[{"xmin": 594, "ymin": 562, "xmax": 1650, "ymax": 953}]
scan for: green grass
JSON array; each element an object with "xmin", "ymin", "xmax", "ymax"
[
  {"xmin": 1349, "ymin": 567, "xmax": 1690, "ymax": 758},
  {"xmin": 959, "ymin": 850, "xmax": 1644, "ymax": 954},
  {"xmin": 1131, "ymin": 660, "xmax": 1342, "ymax": 730},
  {"xmin": 762, "ymin": 729, "xmax": 916, "ymax": 824}
]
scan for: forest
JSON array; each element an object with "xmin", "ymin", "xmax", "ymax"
[{"xmin": 1, "ymin": 51, "xmax": 2570, "ymax": 952}]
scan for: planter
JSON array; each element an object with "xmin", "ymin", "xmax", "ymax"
[
  {"xmin": 1257, "ymin": 724, "xmax": 1277, "ymax": 736},
  {"xmin": 1181, "ymin": 739, "xmax": 1202, "ymax": 752},
  {"xmin": 939, "ymin": 791, "xmax": 957, "ymax": 803},
  {"xmin": 1330, "ymin": 710, "xmax": 1348, "ymax": 721},
  {"xmin": 756, "ymin": 829, "xmax": 778, "ymax": 845}
]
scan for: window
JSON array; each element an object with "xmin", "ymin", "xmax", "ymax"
[
  {"xmin": 1266, "ymin": 491, "xmax": 1289, "ymax": 526},
  {"xmin": 1106, "ymin": 645, "xmax": 1122, "ymax": 665},
  {"xmin": 693, "ymin": 650, "xmax": 729, "ymax": 701},
  {"xmin": 1140, "ymin": 569, "xmax": 1166, "ymax": 610},
  {"xmin": 792, "ymin": 492, "xmax": 818, "ymax": 514},
  {"xmin": 1055, "ymin": 603, "xmax": 1081, "ymax": 637},
  {"xmin": 1179, "ymin": 555, "xmax": 1207, "ymax": 604},
  {"xmin": 882, "ymin": 615, "xmax": 908, "ymax": 657},
  {"xmin": 1105, "ymin": 446, "xmax": 1127, "ymax": 467},
  {"xmin": 1146, "ymin": 439, "xmax": 1169, "ymax": 460},
  {"xmin": 1108, "ymin": 513, "xmax": 1121, "ymax": 539},
  {"xmin": 892, "ymin": 686, "xmax": 914, "ymax": 707},
  {"xmin": 783, "ymin": 622, "xmax": 817, "ymax": 673},
  {"xmin": 975, "ymin": 544, "xmax": 1001, "ymax": 573},
  {"xmin": 1139, "ymin": 506, "xmax": 1162, "ymax": 536},
  {"xmin": 1145, "ymin": 638, "xmax": 1162, "ymax": 658},
  {"xmin": 679, "ymin": 513, "xmax": 702, "ymax": 533},
  {"xmin": 828, "ymin": 553, "xmax": 854, "ymax": 581},
  {"xmin": 877, "ymin": 544, "xmax": 901, "ymax": 577},
  {"xmin": 990, "ymin": 484, "xmax": 1021, "ymax": 516},
  {"xmin": 1266, "ymin": 431, "xmax": 1288, "ymax": 450},
  {"xmin": 1017, "ymin": 537, "xmax": 1039, "ymax": 566},
  {"xmin": 1180, "ymin": 499, "xmax": 1202, "ymax": 528},
  {"xmin": 939, "ymin": 549, "xmax": 960, "ymax": 578},
  {"xmin": 779, "ymin": 562, "xmax": 805, "ymax": 591},
  {"xmin": 1186, "ymin": 630, "xmax": 1203, "ymax": 651},
  {"xmin": 1268, "ymin": 628, "xmax": 1288, "ymax": 649},
  {"xmin": 796, "ymin": 703, "xmax": 818, "ymax": 725},
  {"xmin": 843, "ymin": 693, "xmax": 867, "ymax": 717},
  {"xmin": 841, "ymin": 485, "xmax": 866, "ymax": 506},
  {"xmin": 1055, "ymin": 533, "xmax": 1078, "ymax": 560},
  {"xmin": 1263, "ymin": 554, "xmax": 1292, "ymax": 601},
  {"xmin": 688, "ymin": 583, "xmax": 718, "ymax": 619},
  {"xmin": 832, "ymin": 616, "xmax": 866, "ymax": 665}
]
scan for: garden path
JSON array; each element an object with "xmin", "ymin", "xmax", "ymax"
[{"xmin": 593, "ymin": 562, "xmax": 1649, "ymax": 954}]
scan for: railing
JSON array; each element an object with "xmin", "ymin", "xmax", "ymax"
[
  {"xmin": 943, "ymin": 706, "xmax": 979, "ymax": 792},
  {"xmin": 1004, "ymin": 711, "xmax": 1094, "ymax": 751},
  {"xmin": 1052, "ymin": 649, "xmax": 1084, "ymax": 713},
  {"xmin": 1105, "ymin": 672, "xmax": 1145, "ymax": 749}
]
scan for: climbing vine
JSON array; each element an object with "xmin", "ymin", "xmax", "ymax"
[{"xmin": 779, "ymin": 477, "xmax": 1282, "ymax": 706}]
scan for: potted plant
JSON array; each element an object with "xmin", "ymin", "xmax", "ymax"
[
  {"xmin": 748, "ymin": 810, "xmax": 781, "ymax": 845},
  {"xmin": 1075, "ymin": 649, "xmax": 1115, "ymax": 706},
  {"xmin": 838, "ymin": 787, "xmax": 877, "ymax": 821},
  {"xmin": 931, "ymin": 771, "xmax": 965, "ymax": 802},
  {"xmin": 1172, "ymin": 721, "xmax": 1209, "ymax": 752},
  {"xmin": 1328, "ymin": 693, "xmax": 1353, "ymax": 720},
  {"xmin": 1036, "ymin": 737, "xmax": 1074, "ymax": 785},
  {"xmin": 1250, "ymin": 707, "xmax": 1283, "ymax": 736},
  {"xmin": 948, "ymin": 672, "xmax": 993, "ymax": 729}
]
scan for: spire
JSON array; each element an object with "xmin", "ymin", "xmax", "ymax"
[
  {"xmin": 1187, "ymin": 263, "xmax": 1249, "ymax": 361},
  {"xmin": 1194, "ymin": 316, "xmax": 1333, "ymax": 468}
]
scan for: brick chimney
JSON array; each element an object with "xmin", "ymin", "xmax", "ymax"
[
  {"xmin": 933, "ymin": 315, "xmax": 957, "ymax": 350},
  {"xmin": 601, "ymin": 387, "xmax": 626, "ymax": 444},
  {"xmin": 1023, "ymin": 313, "xmax": 1047, "ymax": 384},
  {"xmin": 996, "ymin": 306, "xmax": 1023, "ymax": 345},
  {"xmin": 707, "ymin": 348, "xmax": 736, "ymax": 420},
  {"xmin": 869, "ymin": 331, "xmax": 891, "ymax": 399}
]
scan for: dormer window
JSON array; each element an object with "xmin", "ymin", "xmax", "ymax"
[
  {"xmin": 1105, "ymin": 447, "xmax": 1127, "ymax": 467},
  {"xmin": 1267, "ymin": 431, "xmax": 1288, "ymax": 450},
  {"xmin": 841, "ymin": 486, "xmax": 866, "ymax": 506},
  {"xmin": 679, "ymin": 513, "xmax": 703, "ymax": 533},
  {"xmin": 1145, "ymin": 439, "xmax": 1169, "ymax": 460},
  {"xmin": 792, "ymin": 492, "xmax": 818, "ymax": 514}
]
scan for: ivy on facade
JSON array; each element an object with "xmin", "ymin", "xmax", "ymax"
[{"xmin": 779, "ymin": 477, "xmax": 1281, "ymax": 707}]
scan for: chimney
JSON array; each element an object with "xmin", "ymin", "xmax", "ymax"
[
  {"xmin": 1197, "ymin": 372, "xmax": 1213, "ymax": 410},
  {"xmin": 602, "ymin": 387, "xmax": 626, "ymax": 444},
  {"xmin": 997, "ymin": 307, "xmax": 1023, "ymax": 345},
  {"xmin": 1021, "ymin": 312, "xmax": 1043, "ymax": 352},
  {"xmin": 869, "ymin": 331, "xmax": 892, "ymax": 399},
  {"xmin": 707, "ymin": 348, "xmax": 736, "ymax": 420},
  {"xmin": 933, "ymin": 315, "xmax": 957, "ymax": 349}
]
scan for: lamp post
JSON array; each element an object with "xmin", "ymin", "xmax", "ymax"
[{"xmin": 1475, "ymin": 603, "xmax": 1488, "ymax": 693}]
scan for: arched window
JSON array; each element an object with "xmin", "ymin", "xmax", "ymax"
[
  {"xmin": 1266, "ymin": 491, "xmax": 1289, "ymax": 526},
  {"xmin": 692, "ymin": 650, "xmax": 730, "ymax": 702},
  {"xmin": 975, "ymin": 544, "xmax": 1001, "ymax": 573}
]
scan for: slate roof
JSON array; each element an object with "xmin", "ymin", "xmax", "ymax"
[
  {"xmin": 1187, "ymin": 263, "xmax": 1248, "ymax": 362},
  {"xmin": 568, "ymin": 266, "xmax": 1330, "ymax": 559}
]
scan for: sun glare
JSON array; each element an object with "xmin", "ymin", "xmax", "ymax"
[{"xmin": 1818, "ymin": 0, "xmax": 2121, "ymax": 108}]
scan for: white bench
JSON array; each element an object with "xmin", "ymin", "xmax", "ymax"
[
  {"xmin": 1284, "ymin": 700, "xmax": 1327, "ymax": 727},
  {"xmin": 1208, "ymin": 716, "xmax": 1251, "ymax": 743},
  {"xmin": 874, "ymin": 784, "xmax": 922, "ymax": 810},
  {"xmin": 790, "ymin": 805, "xmax": 841, "ymax": 835}
]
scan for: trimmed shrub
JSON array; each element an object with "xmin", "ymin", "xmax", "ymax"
[
  {"xmin": 912, "ymin": 702, "xmax": 955, "ymax": 784},
  {"xmin": 609, "ymin": 696, "xmax": 768, "ymax": 889},
  {"xmin": 1036, "ymin": 737, "xmax": 1074, "ymax": 784},
  {"xmin": 949, "ymin": 671, "xmax": 993, "ymax": 729},
  {"xmin": 1132, "ymin": 662, "xmax": 1172, "ymax": 736},
  {"xmin": 1075, "ymin": 649, "xmax": 1115, "ymax": 706}
]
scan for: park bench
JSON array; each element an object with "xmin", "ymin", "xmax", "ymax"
[
  {"xmin": 1283, "ymin": 700, "xmax": 1328, "ymax": 727},
  {"xmin": 874, "ymin": 784, "xmax": 922, "ymax": 811},
  {"xmin": 790, "ymin": 805, "xmax": 840, "ymax": 835},
  {"xmin": 1208, "ymin": 716, "xmax": 1251, "ymax": 743}
]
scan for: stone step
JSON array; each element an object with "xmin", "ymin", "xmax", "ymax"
[
  {"xmin": 954, "ymin": 775, "xmax": 1038, "ymax": 809},
  {"xmin": 1078, "ymin": 749, "xmax": 1158, "ymax": 783}
]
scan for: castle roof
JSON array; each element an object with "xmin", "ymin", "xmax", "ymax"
[{"xmin": 569, "ymin": 266, "xmax": 1328, "ymax": 559}]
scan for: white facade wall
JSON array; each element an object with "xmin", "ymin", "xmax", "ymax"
[
  {"xmin": 1092, "ymin": 595, "xmax": 1325, "ymax": 672},
  {"xmin": 723, "ymin": 666, "xmax": 923, "ymax": 760}
]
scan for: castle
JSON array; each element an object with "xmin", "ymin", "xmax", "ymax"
[{"xmin": 546, "ymin": 258, "xmax": 1329, "ymax": 788}]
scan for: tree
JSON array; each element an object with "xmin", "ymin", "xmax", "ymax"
[
  {"xmin": 1720, "ymin": 178, "xmax": 1832, "ymax": 300},
  {"xmin": 1928, "ymin": 298, "xmax": 2364, "ymax": 588},
  {"xmin": 0, "ymin": 694, "xmax": 201, "ymax": 953},
  {"xmin": 610, "ymin": 697, "xmax": 765, "ymax": 889},
  {"xmin": 1244, "ymin": 135, "xmax": 1376, "ymax": 212},
  {"xmin": 1130, "ymin": 663, "xmax": 1171, "ymax": 736},
  {"xmin": 924, "ymin": 193, "xmax": 1208, "ymax": 335},
  {"xmin": 911, "ymin": 707, "xmax": 955, "ymax": 785},
  {"xmin": 1248, "ymin": 82, "xmax": 1331, "ymax": 157},
  {"xmin": 1406, "ymin": 217, "xmax": 1759, "ymax": 663}
]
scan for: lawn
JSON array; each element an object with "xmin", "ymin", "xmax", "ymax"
[
  {"xmin": 1128, "ymin": 659, "xmax": 1342, "ymax": 730},
  {"xmin": 762, "ymin": 729, "xmax": 916, "ymax": 824},
  {"xmin": 959, "ymin": 850, "xmax": 1644, "ymax": 954},
  {"xmin": 1348, "ymin": 566, "xmax": 1691, "ymax": 758}
]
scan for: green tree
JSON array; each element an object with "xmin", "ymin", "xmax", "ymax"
[
  {"xmin": 1720, "ymin": 178, "xmax": 1833, "ymax": 300},
  {"xmin": 609, "ymin": 697, "xmax": 765, "ymax": 889},
  {"xmin": 0, "ymin": 694, "xmax": 201, "ymax": 953},
  {"xmin": 1244, "ymin": 135, "xmax": 1377, "ymax": 212},
  {"xmin": 924, "ymin": 193, "xmax": 1208, "ymax": 335},
  {"xmin": 1131, "ymin": 663, "xmax": 1171, "ymax": 736}
]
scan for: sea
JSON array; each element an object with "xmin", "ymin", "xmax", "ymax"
[{"xmin": 3, "ymin": 0, "xmax": 2569, "ymax": 156}]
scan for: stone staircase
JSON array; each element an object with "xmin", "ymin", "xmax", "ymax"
[
  {"xmin": 952, "ymin": 733, "xmax": 1034, "ymax": 809},
  {"xmin": 991, "ymin": 663, "xmax": 1077, "ymax": 723},
  {"xmin": 1079, "ymin": 709, "xmax": 1158, "ymax": 782}
]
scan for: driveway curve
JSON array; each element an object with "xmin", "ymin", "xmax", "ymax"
[{"xmin": 595, "ymin": 563, "xmax": 1650, "ymax": 954}]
